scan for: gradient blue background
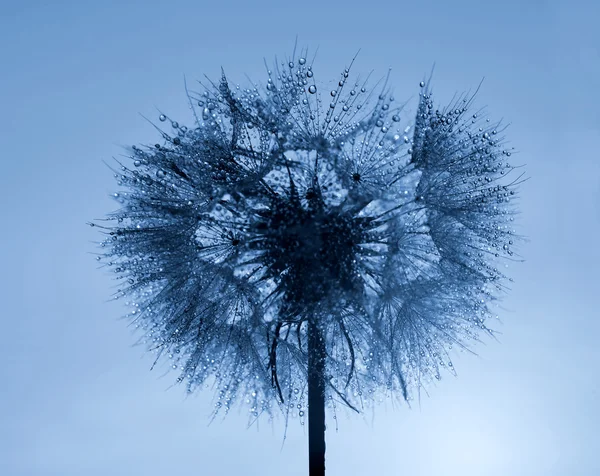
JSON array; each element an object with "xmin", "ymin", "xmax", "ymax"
[{"xmin": 2, "ymin": 1, "xmax": 599, "ymax": 475}]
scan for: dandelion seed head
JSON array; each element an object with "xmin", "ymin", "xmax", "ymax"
[{"xmin": 94, "ymin": 47, "xmax": 522, "ymax": 420}]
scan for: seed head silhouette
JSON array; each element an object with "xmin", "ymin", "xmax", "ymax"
[{"xmin": 92, "ymin": 47, "xmax": 523, "ymax": 476}]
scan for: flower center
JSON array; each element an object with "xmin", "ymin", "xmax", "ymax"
[{"xmin": 254, "ymin": 197, "xmax": 364, "ymax": 306}]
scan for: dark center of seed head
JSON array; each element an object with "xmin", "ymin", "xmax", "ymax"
[{"xmin": 256, "ymin": 197, "xmax": 364, "ymax": 305}]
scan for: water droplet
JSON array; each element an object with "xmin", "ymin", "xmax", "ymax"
[
  {"xmin": 307, "ymin": 71, "xmax": 313, "ymax": 78},
  {"xmin": 419, "ymin": 81, "xmax": 425, "ymax": 87},
  {"xmin": 308, "ymin": 85, "xmax": 317, "ymax": 94},
  {"xmin": 299, "ymin": 58, "xmax": 306, "ymax": 65},
  {"xmin": 159, "ymin": 114, "xmax": 166, "ymax": 122}
]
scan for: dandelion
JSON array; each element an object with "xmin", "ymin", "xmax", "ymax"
[{"xmin": 92, "ymin": 46, "xmax": 523, "ymax": 476}]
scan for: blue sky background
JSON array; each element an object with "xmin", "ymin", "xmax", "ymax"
[{"xmin": 1, "ymin": 1, "xmax": 599, "ymax": 475}]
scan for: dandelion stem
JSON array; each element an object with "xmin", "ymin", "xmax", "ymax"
[{"xmin": 308, "ymin": 316, "xmax": 326, "ymax": 476}]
